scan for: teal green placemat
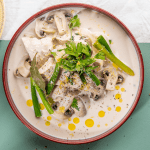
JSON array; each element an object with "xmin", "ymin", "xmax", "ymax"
[{"xmin": 0, "ymin": 41, "xmax": 150, "ymax": 150}]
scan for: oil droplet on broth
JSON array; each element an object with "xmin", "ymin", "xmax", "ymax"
[
  {"xmin": 119, "ymin": 99, "xmax": 123, "ymax": 103},
  {"xmin": 45, "ymin": 121, "xmax": 50, "ymax": 126},
  {"xmin": 47, "ymin": 116, "xmax": 52, "ymax": 121},
  {"xmin": 97, "ymin": 124, "xmax": 100, "ymax": 128},
  {"xmin": 73, "ymin": 117, "xmax": 80, "ymax": 124},
  {"xmin": 115, "ymin": 85, "xmax": 120, "ymax": 90},
  {"xmin": 105, "ymin": 123, "xmax": 108, "ymax": 126},
  {"xmin": 58, "ymin": 123, "xmax": 62, "ymax": 127},
  {"xmin": 68, "ymin": 123, "xmax": 76, "ymax": 131},
  {"xmin": 85, "ymin": 119, "xmax": 94, "ymax": 127},
  {"xmin": 115, "ymin": 93, "xmax": 121, "ymax": 99},
  {"xmin": 121, "ymin": 88, "xmax": 125, "ymax": 92},
  {"xmin": 98, "ymin": 111, "xmax": 105, "ymax": 117},
  {"xmin": 116, "ymin": 106, "xmax": 121, "ymax": 112},
  {"xmin": 25, "ymin": 86, "xmax": 28, "ymax": 89},
  {"xmin": 26, "ymin": 99, "xmax": 33, "ymax": 107},
  {"xmin": 40, "ymin": 103, "xmax": 45, "ymax": 110},
  {"xmin": 107, "ymin": 107, "xmax": 111, "ymax": 111}
]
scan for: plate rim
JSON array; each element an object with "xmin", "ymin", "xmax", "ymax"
[{"xmin": 2, "ymin": 3, "xmax": 144, "ymax": 144}]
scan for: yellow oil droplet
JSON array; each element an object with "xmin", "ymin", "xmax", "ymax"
[
  {"xmin": 59, "ymin": 106, "xmax": 65, "ymax": 113},
  {"xmin": 45, "ymin": 121, "xmax": 50, "ymax": 126},
  {"xmin": 97, "ymin": 124, "xmax": 100, "ymax": 128},
  {"xmin": 98, "ymin": 111, "xmax": 105, "ymax": 117},
  {"xmin": 25, "ymin": 86, "xmax": 28, "ymax": 89},
  {"xmin": 111, "ymin": 120, "xmax": 113, "ymax": 122},
  {"xmin": 121, "ymin": 88, "xmax": 125, "ymax": 92},
  {"xmin": 26, "ymin": 99, "xmax": 33, "ymax": 107},
  {"xmin": 58, "ymin": 123, "xmax": 62, "ymax": 127},
  {"xmin": 73, "ymin": 117, "xmax": 80, "ymax": 124},
  {"xmin": 107, "ymin": 107, "xmax": 111, "ymax": 111},
  {"xmin": 105, "ymin": 123, "xmax": 108, "ymax": 126},
  {"xmin": 40, "ymin": 103, "xmax": 45, "ymax": 110},
  {"xmin": 103, "ymin": 30, "xmax": 106, "ymax": 34},
  {"xmin": 115, "ymin": 93, "xmax": 121, "ymax": 99},
  {"xmin": 115, "ymin": 85, "xmax": 120, "ymax": 90},
  {"xmin": 47, "ymin": 116, "xmax": 52, "ymax": 121},
  {"xmin": 119, "ymin": 99, "xmax": 123, "ymax": 103},
  {"xmin": 107, "ymin": 34, "xmax": 109, "ymax": 36},
  {"xmin": 68, "ymin": 123, "xmax": 76, "ymax": 131},
  {"xmin": 116, "ymin": 106, "xmax": 121, "ymax": 112},
  {"xmin": 85, "ymin": 119, "xmax": 94, "ymax": 127},
  {"xmin": 68, "ymin": 118, "xmax": 71, "ymax": 121}
]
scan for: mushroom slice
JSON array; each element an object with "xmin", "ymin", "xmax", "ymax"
[
  {"xmin": 35, "ymin": 17, "xmax": 56, "ymax": 38},
  {"xmin": 73, "ymin": 96, "xmax": 87, "ymax": 117},
  {"xmin": 14, "ymin": 55, "xmax": 31, "ymax": 78},
  {"xmin": 52, "ymin": 94, "xmax": 74, "ymax": 120},
  {"xmin": 116, "ymin": 71, "xmax": 126, "ymax": 84},
  {"xmin": 47, "ymin": 15, "xmax": 54, "ymax": 23},
  {"xmin": 54, "ymin": 12, "xmax": 67, "ymax": 35},
  {"xmin": 102, "ymin": 68, "xmax": 118, "ymax": 91}
]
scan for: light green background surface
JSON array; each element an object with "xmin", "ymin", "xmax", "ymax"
[{"xmin": 0, "ymin": 41, "xmax": 150, "ymax": 150}]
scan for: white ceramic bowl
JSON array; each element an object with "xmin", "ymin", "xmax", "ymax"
[{"xmin": 3, "ymin": 3, "xmax": 144, "ymax": 144}]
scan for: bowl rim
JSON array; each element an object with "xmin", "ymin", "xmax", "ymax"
[{"xmin": 2, "ymin": 3, "xmax": 144, "ymax": 144}]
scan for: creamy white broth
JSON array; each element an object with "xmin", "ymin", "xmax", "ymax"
[{"xmin": 8, "ymin": 7, "xmax": 139, "ymax": 140}]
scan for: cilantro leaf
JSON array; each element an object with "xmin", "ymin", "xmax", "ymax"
[
  {"xmin": 30, "ymin": 55, "xmax": 46, "ymax": 93},
  {"xmin": 51, "ymin": 52, "xmax": 57, "ymax": 57},
  {"xmin": 71, "ymin": 98, "xmax": 79, "ymax": 111},
  {"xmin": 69, "ymin": 15, "xmax": 81, "ymax": 29},
  {"xmin": 94, "ymin": 51, "xmax": 105, "ymax": 60}
]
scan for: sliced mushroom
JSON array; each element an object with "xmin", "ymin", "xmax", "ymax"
[
  {"xmin": 101, "ymin": 68, "xmax": 118, "ymax": 91},
  {"xmin": 52, "ymin": 94, "xmax": 74, "ymax": 120},
  {"xmin": 14, "ymin": 55, "xmax": 31, "ymax": 78},
  {"xmin": 54, "ymin": 12, "xmax": 67, "ymax": 35},
  {"xmin": 64, "ymin": 107, "xmax": 74, "ymax": 117},
  {"xmin": 52, "ymin": 102, "xmax": 59, "ymax": 110},
  {"xmin": 35, "ymin": 17, "xmax": 56, "ymax": 38},
  {"xmin": 73, "ymin": 96, "xmax": 87, "ymax": 117},
  {"xmin": 116, "ymin": 71, "xmax": 126, "ymax": 84},
  {"xmin": 47, "ymin": 15, "xmax": 54, "ymax": 23}
]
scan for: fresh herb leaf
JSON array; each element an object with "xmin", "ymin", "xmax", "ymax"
[
  {"xmin": 51, "ymin": 52, "xmax": 57, "ymax": 57},
  {"xmin": 81, "ymin": 44, "xmax": 91, "ymax": 56},
  {"xmin": 85, "ymin": 66, "xmax": 99, "ymax": 72},
  {"xmin": 71, "ymin": 98, "xmax": 79, "ymax": 111},
  {"xmin": 94, "ymin": 51, "xmax": 105, "ymax": 60},
  {"xmin": 68, "ymin": 76, "xmax": 73, "ymax": 85},
  {"xmin": 79, "ymin": 73, "xmax": 87, "ymax": 85},
  {"xmin": 109, "ymin": 40, "xmax": 112, "ymax": 44},
  {"xmin": 30, "ymin": 55, "xmax": 46, "ymax": 93},
  {"xmin": 85, "ymin": 71, "xmax": 100, "ymax": 86},
  {"xmin": 69, "ymin": 15, "xmax": 81, "ymax": 29},
  {"xmin": 75, "ymin": 33, "xmax": 79, "ymax": 35}
]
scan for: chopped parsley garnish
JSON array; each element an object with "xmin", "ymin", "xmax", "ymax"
[{"xmin": 71, "ymin": 98, "xmax": 79, "ymax": 111}]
